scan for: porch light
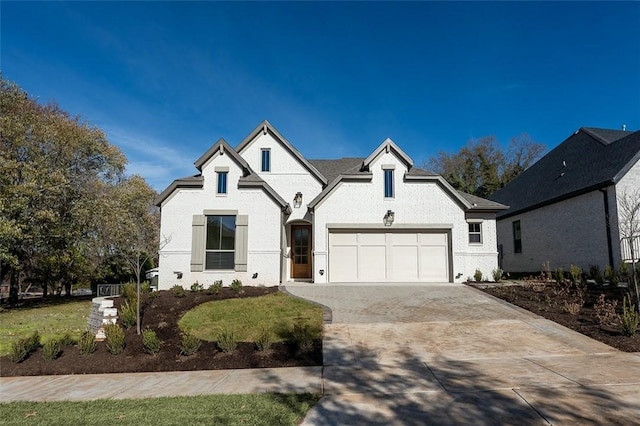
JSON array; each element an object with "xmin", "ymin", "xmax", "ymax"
[
  {"xmin": 384, "ymin": 210, "xmax": 395, "ymax": 226},
  {"xmin": 294, "ymin": 192, "xmax": 303, "ymax": 208}
]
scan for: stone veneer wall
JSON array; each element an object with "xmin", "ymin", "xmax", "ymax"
[{"xmin": 87, "ymin": 297, "xmax": 118, "ymax": 341}]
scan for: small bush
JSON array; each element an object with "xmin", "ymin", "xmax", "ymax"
[
  {"xmin": 206, "ymin": 280, "xmax": 223, "ymax": 295},
  {"xmin": 26, "ymin": 330, "xmax": 41, "ymax": 353},
  {"xmin": 120, "ymin": 282, "xmax": 137, "ymax": 303},
  {"xmin": 120, "ymin": 301, "xmax": 137, "ymax": 329},
  {"xmin": 291, "ymin": 321, "xmax": 315, "ymax": 353},
  {"xmin": 217, "ymin": 327, "xmax": 237, "ymax": 353},
  {"xmin": 621, "ymin": 294, "xmax": 640, "ymax": 336},
  {"xmin": 141, "ymin": 281, "xmax": 152, "ymax": 294},
  {"xmin": 148, "ymin": 291, "xmax": 160, "ymax": 300},
  {"xmin": 42, "ymin": 339, "xmax": 62, "ymax": 361},
  {"xmin": 492, "ymin": 269, "xmax": 503, "ymax": 282},
  {"xmin": 473, "ymin": 269, "xmax": 483, "ymax": 283},
  {"xmin": 142, "ymin": 329, "xmax": 162, "ymax": 356},
  {"xmin": 171, "ymin": 285, "xmax": 186, "ymax": 298},
  {"xmin": 255, "ymin": 326, "xmax": 273, "ymax": 351},
  {"xmin": 563, "ymin": 300, "xmax": 582, "ymax": 315},
  {"xmin": 179, "ymin": 334, "xmax": 202, "ymax": 356},
  {"xmin": 569, "ymin": 264, "xmax": 582, "ymax": 283},
  {"xmin": 78, "ymin": 331, "xmax": 97, "ymax": 355},
  {"xmin": 589, "ymin": 265, "xmax": 604, "ymax": 286},
  {"xmin": 9, "ymin": 339, "xmax": 31, "ymax": 363},
  {"xmin": 190, "ymin": 281, "xmax": 203, "ymax": 292},
  {"xmin": 230, "ymin": 279, "xmax": 243, "ymax": 294},
  {"xmin": 594, "ymin": 294, "xmax": 619, "ymax": 327},
  {"xmin": 59, "ymin": 332, "xmax": 76, "ymax": 346},
  {"xmin": 553, "ymin": 268, "xmax": 564, "ymax": 284},
  {"xmin": 105, "ymin": 323, "xmax": 126, "ymax": 355},
  {"xmin": 619, "ymin": 263, "xmax": 630, "ymax": 282}
]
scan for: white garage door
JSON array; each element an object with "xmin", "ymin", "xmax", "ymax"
[{"xmin": 329, "ymin": 231, "xmax": 449, "ymax": 282}]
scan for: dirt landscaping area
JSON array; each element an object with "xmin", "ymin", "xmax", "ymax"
[
  {"xmin": 1, "ymin": 287, "xmax": 322, "ymax": 377},
  {"xmin": 478, "ymin": 281, "xmax": 640, "ymax": 353}
]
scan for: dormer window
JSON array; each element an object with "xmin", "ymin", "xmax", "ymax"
[
  {"xmin": 215, "ymin": 167, "xmax": 229, "ymax": 195},
  {"xmin": 383, "ymin": 165, "xmax": 395, "ymax": 198},
  {"xmin": 261, "ymin": 149, "xmax": 271, "ymax": 172}
]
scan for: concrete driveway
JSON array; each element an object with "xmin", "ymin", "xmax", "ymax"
[{"xmin": 285, "ymin": 283, "xmax": 640, "ymax": 425}]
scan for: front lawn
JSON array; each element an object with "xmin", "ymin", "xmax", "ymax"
[
  {"xmin": 179, "ymin": 292, "xmax": 323, "ymax": 342},
  {"xmin": 1, "ymin": 393, "xmax": 320, "ymax": 426},
  {"xmin": 0, "ymin": 299, "xmax": 91, "ymax": 356}
]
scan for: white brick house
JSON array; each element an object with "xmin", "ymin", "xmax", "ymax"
[
  {"xmin": 155, "ymin": 121, "xmax": 507, "ymax": 289},
  {"xmin": 490, "ymin": 127, "xmax": 640, "ymax": 273}
]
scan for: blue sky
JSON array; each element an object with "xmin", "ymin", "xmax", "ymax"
[{"xmin": 2, "ymin": 1, "xmax": 639, "ymax": 191}]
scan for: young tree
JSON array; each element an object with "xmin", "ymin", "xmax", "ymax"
[
  {"xmin": 425, "ymin": 134, "xmax": 546, "ymax": 198},
  {"xmin": 618, "ymin": 189, "xmax": 640, "ymax": 311}
]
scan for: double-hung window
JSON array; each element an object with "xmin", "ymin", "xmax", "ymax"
[
  {"xmin": 261, "ymin": 149, "xmax": 271, "ymax": 172},
  {"xmin": 468, "ymin": 222, "xmax": 482, "ymax": 244},
  {"xmin": 513, "ymin": 220, "xmax": 522, "ymax": 253},
  {"xmin": 217, "ymin": 171, "xmax": 227, "ymax": 194},
  {"xmin": 205, "ymin": 215, "xmax": 236, "ymax": 269},
  {"xmin": 384, "ymin": 168, "xmax": 394, "ymax": 198}
]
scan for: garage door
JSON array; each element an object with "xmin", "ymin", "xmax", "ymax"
[{"xmin": 329, "ymin": 231, "xmax": 449, "ymax": 282}]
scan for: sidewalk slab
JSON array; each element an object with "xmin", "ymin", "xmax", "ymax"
[
  {"xmin": 526, "ymin": 353, "xmax": 640, "ymax": 386},
  {"xmin": 323, "ymin": 364, "xmax": 442, "ymax": 395}
]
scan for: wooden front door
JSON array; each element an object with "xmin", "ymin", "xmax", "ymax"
[{"xmin": 291, "ymin": 225, "xmax": 312, "ymax": 279}]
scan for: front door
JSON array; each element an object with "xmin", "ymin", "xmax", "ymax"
[{"xmin": 291, "ymin": 225, "xmax": 312, "ymax": 279}]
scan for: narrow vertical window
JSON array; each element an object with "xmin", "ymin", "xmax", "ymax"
[
  {"xmin": 384, "ymin": 169, "xmax": 394, "ymax": 198},
  {"xmin": 261, "ymin": 149, "xmax": 270, "ymax": 172},
  {"xmin": 513, "ymin": 220, "xmax": 522, "ymax": 253},
  {"xmin": 217, "ymin": 171, "xmax": 227, "ymax": 194},
  {"xmin": 468, "ymin": 222, "xmax": 482, "ymax": 244}
]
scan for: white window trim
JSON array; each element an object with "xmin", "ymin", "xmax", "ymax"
[
  {"xmin": 467, "ymin": 220, "xmax": 483, "ymax": 245},
  {"xmin": 216, "ymin": 171, "xmax": 228, "ymax": 196}
]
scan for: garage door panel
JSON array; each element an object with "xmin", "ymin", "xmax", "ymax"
[
  {"xmin": 358, "ymin": 233, "xmax": 386, "ymax": 245},
  {"xmin": 359, "ymin": 246, "xmax": 387, "ymax": 281},
  {"xmin": 393, "ymin": 233, "xmax": 418, "ymax": 245},
  {"xmin": 420, "ymin": 233, "xmax": 447, "ymax": 245},
  {"xmin": 331, "ymin": 233, "xmax": 357, "ymax": 245},
  {"xmin": 420, "ymin": 246, "xmax": 448, "ymax": 281},
  {"xmin": 330, "ymin": 245, "xmax": 358, "ymax": 282},
  {"xmin": 391, "ymin": 245, "xmax": 419, "ymax": 281}
]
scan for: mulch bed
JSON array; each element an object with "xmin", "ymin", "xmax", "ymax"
[
  {"xmin": 478, "ymin": 282, "xmax": 640, "ymax": 352},
  {"xmin": 1, "ymin": 287, "xmax": 322, "ymax": 377}
]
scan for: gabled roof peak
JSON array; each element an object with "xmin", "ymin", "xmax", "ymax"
[{"xmin": 363, "ymin": 137, "xmax": 414, "ymax": 170}]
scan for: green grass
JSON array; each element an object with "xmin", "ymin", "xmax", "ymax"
[
  {"xmin": 0, "ymin": 393, "xmax": 321, "ymax": 426},
  {"xmin": 179, "ymin": 292, "xmax": 323, "ymax": 342},
  {"xmin": 0, "ymin": 300, "xmax": 92, "ymax": 356}
]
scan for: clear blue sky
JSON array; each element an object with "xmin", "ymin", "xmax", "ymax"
[{"xmin": 2, "ymin": 1, "xmax": 639, "ymax": 191}]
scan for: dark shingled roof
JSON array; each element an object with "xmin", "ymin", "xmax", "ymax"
[
  {"xmin": 490, "ymin": 127, "xmax": 640, "ymax": 219},
  {"xmin": 309, "ymin": 158, "xmax": 365, "ymax": 183}
]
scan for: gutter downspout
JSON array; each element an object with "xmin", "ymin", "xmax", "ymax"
[
  {"xmin": 280, "ymin": 210, "xmax": 287, "ymax": 284},
  {"xmin": 600, "ymin": 188, "xmax": 615, "ymax": 268}
]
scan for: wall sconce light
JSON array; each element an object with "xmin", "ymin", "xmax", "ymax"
[
  {"xmin": 174, "ymin": 271, "xmax": 183, "ymax": 279},
  {"xmin": 319, "ymin": 269, "xmax": 324, "ymax": 276},
  {"xmin": 383, "ymin": 210, "xmax": 395, "ymax": 226},
  {"xmin": 294, "ymin": 192, "xmax": 303, "ymax": 208},
  {"xmin": 252, "ymin": 272, "xmax": 258, "ymax": 279}
]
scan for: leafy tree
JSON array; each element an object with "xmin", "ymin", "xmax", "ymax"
[
  {"xmin": 618, "ymin": 189, "xmax": 640, "ymax": 311},
  {"xmin": 425, "ymin": 134, "xmax": 546, "ymax": 198}
]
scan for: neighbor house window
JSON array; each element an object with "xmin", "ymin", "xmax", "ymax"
[
  {"xmin": 384, "ymin": 169, "xmax": 394, "ymax": 198},
  {"xmin": 205, "ymin": 215, "xmax": 235, "ymax": 269},
  {"xmin": 513, "ymin": 220, "xmax": 522, "ymax": 253},
  {"xmin": 261, "ymin": 149, "xmax": 270, "ymax": 172},
  {"xmin": 468, "ymin": 222, "xmax": 482, "ymax": 244},
  {"xmin": 217, "ymin": 171, "xmax": 227, "ymax": 194}
]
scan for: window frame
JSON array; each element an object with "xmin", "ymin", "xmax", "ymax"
[
  {"xmin": 513, "ymin": 220, "xmax": 522, "ymax": 253},
  {"xmin": 261, "ymin": 148, "xmax": 271, "ymax": 172},
  {"xmin": 216, "ymin": 171, "xmax": 228, "ymax": 195},
  {"xmin": 468, "ymin": 222, "xmax": 482, "ymax": 244},
  {"xmin": 384, "ymin": 169, "xmax": 394, "ymax": 198},
  {"xmin": 205, "ymin": 215, "xmax": 236, "ymax": 270}
]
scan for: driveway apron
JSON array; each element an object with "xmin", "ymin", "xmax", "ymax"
[{"xmin": 285, "ymin": 283, "xmax": 640, "ymax": 425}]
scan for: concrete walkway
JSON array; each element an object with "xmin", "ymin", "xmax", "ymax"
[{"xmin": 285, "ymin": 283, "xmax": 640, "ymax": 425}]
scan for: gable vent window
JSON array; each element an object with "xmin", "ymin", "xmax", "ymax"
[
  {"xmin": 384, "ymin": 169, "xmax": 394, "ymax": 198},
  {"xmin": 261, "ymin": 149, "xmax": 271, "ymax": 172},
  {"xmin": 205, "ymin": 215, "xmax": 236, "ymax": 269},
  {"xmin": 217, "ymin": 171, "xmax": 228, "ymax": 194},
  {"xmin": 513, "ymin": 220, "xmax": 522, "ymax": 253},
  {"xmin": 468, "ymin": 222, "xmax": 482, "ymax": 244}
]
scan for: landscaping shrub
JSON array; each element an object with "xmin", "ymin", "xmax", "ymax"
[
  {"xmin": 492, "ymin": 269, "xmax": 503, "ymax": 282},
  {"xmin": 9, "ymin": 339, "xmax": 31, "ymax": 363},
  {"xmin": 589, "ymin": 265, "xmax": 604, "ymax": 286},
  {"xmin": 148, "ymin": 290, "xmax": 160, "ymax": 300},
  {"xmin": 105, "ymin": 323, "xmax": 126, "ymax": 355},
  {"xmin": 171, "ymin": 285, "xmax": 186, "ymax": 298},
  {"xmin": 142, "ymin": 329, "xmax": 162, "ymax": 356},
  {"xmin": 230, "ymin": 279, "xmax": 244, "ymax": 294},
  {"xmin": 120, "ymin": 282, "xmax": 137, "ymax": 303},
  {"xmin": 26, "ymin": 330, "xmax": 41, "ymax": 352},
  {"xmin": 59, "ymin": 332, "xmax": 76, "ymax": 346},
  {"xmin": 120, "ymin": 301, "xmax": 137, "ymax": 329},
  {"xmin": 569, "ymin": 264, "xmax": 582, "ymax": 283},
  {"xmin": 179, "ymin": 334, "xmax": 202, "ymax": 356},
  {"xmin": 217, "ymin": 327, "xmax": 237, "ymax": 353},
  {"xmin": 563, "ymin": 300, "xmax": 582, "ymax": 315},
  {"xmin": 619, "ymin": 263, "xmax": 630, "ymax": 283},
  {"xmin": 553, "ymin": 268, "xmax": 564, "ymax": 284},
  {"xmin": 78, "ymin": 331, "xmax": 97, "ymax": 355},
  {"xmin": 473, "ymin": 269, "xmax": 483, "ymax": 283},
  {"xmin": 291, "ymin": 321, "xmax": 315, "ymax": 353},
  {"xmin": 42, "ymin": 339, "xmax": 62, "ymax": 361},
  {"xmin": 255, "ymin": 326, "xmax": 273, "ymax": 351},
  {"xmin": 621, "ymin": 294, "xmax": 640, "ymax": 336},
  {"xmin": 190, "ymin": 281, "xmax": 203, "ymax": 292},
  {"xmin": 594, "ymin": 294, "xmax": 619, "ymax": 327},
  {"xmin": 206, "ymin": 280, "xmax": 223, "ymax": 295}
]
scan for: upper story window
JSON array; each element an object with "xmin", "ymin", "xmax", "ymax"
[
  {"xmin": 261, "ymin": 149, "xmax": 271, "ymax": 172},
  {"xmin": 513, "ymin": 220, "xmax": 522, "ymax": 253},
  {"xmin": 205, "ymin": 215, "xmax": 235, "ymax": 269},
  {"xmin": 217, "ymin": 171, "xmax": 228, "ymax": 194},
  {"xmin": 384, "ymin": 168, "xmax": 394, "ymax": 198},
  {"xmin": 468, "ymin": 222, "xmax": 482, "ymax": 244}
]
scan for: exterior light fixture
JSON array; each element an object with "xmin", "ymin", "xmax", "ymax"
[
  {"xmin": 294, "ymin": 192, "xmax": 303, "ymax": 208},
  {"xmin": 384, "ymin": 210, "xmax": 395, "ymax": 226}
]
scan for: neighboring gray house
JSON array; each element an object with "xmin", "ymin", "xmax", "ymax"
[{"xmin": 490, "ymin": 127, "xmax": 640, "ymax": 273}]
